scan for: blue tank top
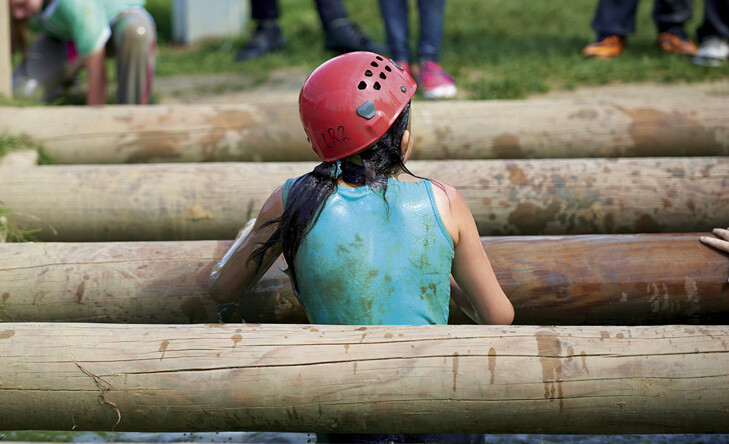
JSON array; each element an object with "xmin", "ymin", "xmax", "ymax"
[{"xmin": 283, "ymin": 177, "xmax": 455, "ymax": 325}]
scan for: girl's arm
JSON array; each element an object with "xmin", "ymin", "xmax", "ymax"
[
  {"xmin": 209, "ymin": 185, "xmax": 285, "ymax": 304},
  {"xmin": 434, "ymin": 182, "xmax": 514, "ymax": 325},
  {"xmin": 449, "ymin": 275, "xmax": 482, "ymax": 324}
]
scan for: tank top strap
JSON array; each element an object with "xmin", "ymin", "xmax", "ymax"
[
  {"xmin": 282, "ymin": 177, "xmax": 297, "ymax": 206},
  {"xmin": 421, "ymin": 179, "xmax": 454, "ymax": 250}
]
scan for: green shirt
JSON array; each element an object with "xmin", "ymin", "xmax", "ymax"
[{"xmin": 35, "ymin": 0, "xmax": 146, "ymax": 57}]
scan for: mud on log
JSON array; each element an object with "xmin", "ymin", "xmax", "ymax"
[
  {"xmin": 0, "ymin": 98, "xmax": 728, "ymax": 163},
  {"xmin": 1, "ymin": 234, "xmax": 727, "ymax": 325},
  {"xmin": 0, "ymin": 323, "xmax": 727, "ymax": 434},
  {"xmin": 0, "ymin": 157, "xmax": 727, "ymax": 241}
]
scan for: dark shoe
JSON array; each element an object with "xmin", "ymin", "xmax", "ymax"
[
  {"xmin": 235, "ymin": 24, "xmax": 285, "ymax": 61},
  {"xmin": 324, "ymin": 20, "xmax": 386, "ymax": 54},
  {"xmin": 657, "ymin": 32, "xmax": 697, "ymax": 55}
]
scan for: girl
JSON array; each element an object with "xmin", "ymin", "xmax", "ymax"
[
  {"xmin": 209, "ymin": 50, "xmax": 512, "ymax": 444},
  {"xmin": 210, "ymin": 51, "xmax": 512, "ymax": 327}
]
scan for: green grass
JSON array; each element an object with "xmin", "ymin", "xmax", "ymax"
[
  {"xmin": 446, "ymin": 1, "xmax": 729, "ymax": 98},
  {"xmin": 150, "ymin": 0, "xmax": 728, "ymax": 99},
  {"xmin": 0, "ymin": 132, "xmax": 53, "ymax": 164},
  {"xmin": 0, "ymin": 208, "xmax": 41, "ymax": 243},
  {"xmin": 7, "ymin": 0, "xmax": 729, "ymax": 103}
]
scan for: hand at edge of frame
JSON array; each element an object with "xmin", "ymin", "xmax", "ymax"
[{"xmin": 700, "ymin": 228, "xmax": 729, "ymax": 283}]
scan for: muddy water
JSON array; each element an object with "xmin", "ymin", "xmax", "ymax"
[{"xmin": 3, "ymin": 432, "xmax": 729, "ymax": 443}]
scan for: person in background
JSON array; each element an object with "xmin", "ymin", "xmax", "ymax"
[
  {"xmin": 9, "ymin": 0, "xmax": 156, "ymax": 105},
  {"xmin": 10, "ymin": 16, "xmax": 27, "ymax": 54},
  {"xmin": 693, "ymin": 0, "xmax": 729, "ymax": 66},
  {"xmin": 210, "ymin": 52, "xmax": 512, "ymax": 441},
  {"xmin": 235, "ymin": 0, "xmax": 385, "ymax": 61},
  {"xmin": 377, "ymin": 0, "xmax": 456, "ymax": 100},
  {"xmin": 583, "ymin": 0, "xmax": 697, "ymax": 59}
]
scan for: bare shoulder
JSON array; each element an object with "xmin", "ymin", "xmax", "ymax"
[
  {"xmin": 430, "ymin": 179, "xmax": 467, "ymax": 212},
  {"xmin": 257, "ymin": 183, "xmax": 286, "ymax": 222},
  {"xmin": 429, "ymin": 180, "xmax": 466, "ymax": 243},
  {"xmin": 429, "ymin": 179, "xmax": 461, "ymax": 202}
]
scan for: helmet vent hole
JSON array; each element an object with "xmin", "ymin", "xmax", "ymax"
[
  {"xmin": 358, "ymin": 81, "xmax": 367, "ymax": 90},
  {"xmin": 376, "ymin": 56, "xmax": 383, "ymax": 61},
  {"xmin": 371, "ymin": 61, "xmax": 379, "ymax": 67},
  {"xmin": 379, "ymin": 72, "xmax": 387, "ymax": 79},
  {"xmin": 373, "ymin": 82, "xmax": 381, "ymax": 90},
  {"xmin": 365, "ymin": 70, "xmax": 373, "ymax": 77},
  {"xmin": 385, "ymin": 66, "xmax": 392, "ymax": 72}
]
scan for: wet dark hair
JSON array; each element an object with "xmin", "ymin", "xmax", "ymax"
[{"xmin": 251, "ymin": 103, "xmax": 416, "ymax": 291}]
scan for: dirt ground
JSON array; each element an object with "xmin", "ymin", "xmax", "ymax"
[{"xmin": 153, "ymin": 69, "xmax": 729, "ymax": 104}]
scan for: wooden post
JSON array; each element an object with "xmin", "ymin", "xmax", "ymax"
[
  {"xmin": 0, "ymin": 158, "xmax": 727, "ymax": 241},
  {"xmin": 0, "ymin": 0, "xmax": 12, "ymax": 98},
  {"xmin": 0, "ymin": 323, "xmax": 727, "ymax": 434},
  {"xmin": 1, "ymin": 234, "xmax": 727, "ymax": 325},
  {"xmin": 0, "ymin": 97, "xmax": 729, "ymax": 163}
]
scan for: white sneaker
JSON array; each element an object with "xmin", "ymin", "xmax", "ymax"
[{"xmin": 692, "ymin": 37, "xmax": 729, "ymax": 67}]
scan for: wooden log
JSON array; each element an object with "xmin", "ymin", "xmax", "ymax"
[
  {"xmin": 0, "ymin": 0, "xmax": 11, "ymax": 98},
  {"xmin": 0, "ymin": 158, "xmax": 727, "ymax": 241},
  {"xmin": 1, "ymin": 97, "xmax": 729, "ymax": 163},
  {"xmin": 1, "ymin": 234, "xmax": 727, "ymax": 325},
  {"xmin": 0, "ymin": 323, "xmax": 727, "ymax": 434}
]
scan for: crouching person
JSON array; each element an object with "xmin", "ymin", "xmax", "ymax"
[{"xmin": 9, "ymin": 0, "xmax": 156, "ymax": 105}]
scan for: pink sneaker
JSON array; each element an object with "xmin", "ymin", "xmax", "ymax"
[{"xmin": 420, "ymin": 61, "xmax": 456, "ymax": 100}]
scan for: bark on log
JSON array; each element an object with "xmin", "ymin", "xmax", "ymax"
[
  {"xmin": 0, "ymin": 323, "xmax": 727, "ymax": 434},
  {"xmin": 1, "ymin": 158, "xmax": 727, "ymax": 241},
  {"xmin": 1, "ymin": 98, "xmax": 729, "ymax": 163},
  {"xmin": 1, "ymin": 234, "xmax": 727, "ymax": 325}
]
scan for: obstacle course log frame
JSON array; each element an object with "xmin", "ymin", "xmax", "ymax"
[
  {"xmin": 0, "ymin": 323, "xmax": 727, "ymax": 434},
  {"xmin": 0, "ymin": 1, "xmax": 11, "ymax": 98},
  {"xmin": 1, "ymin": 98, "xmax": 729, "ymax": 163},
  {"xmin": 1, "ymin": 234, "xmax": 727, "ymax": 325},
  {"xmin": 1, "ymin": 157, "xmax": 727, "ymax": 241}
]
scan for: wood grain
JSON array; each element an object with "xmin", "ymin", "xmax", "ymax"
[
  {"xmin": 1, "ymin": 98, "xmax": 729, "ymax": 163},
  {"xmin": 1, "ymin": 157, "xmax": 727, "ymax": 241},
  {"xmin": 1, "ymin": 234, "xmax": 727, "ymax": 325},
  {"xmin": 0, "ymin": 323, "xmax": 726, "ymax": 433}
]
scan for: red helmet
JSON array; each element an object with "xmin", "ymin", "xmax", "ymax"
[{"xmin": 299, "ymin": 52, "xmax": 417, "ymax": 162}]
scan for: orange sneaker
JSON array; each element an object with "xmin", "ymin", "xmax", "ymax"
[
  {"xmin": 657, "ymin": 32, "xmax": 697, "ymax": 55},
  {"xmin": 582, "ymin": 35, "xmax": 625, "ymax": 60}
]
